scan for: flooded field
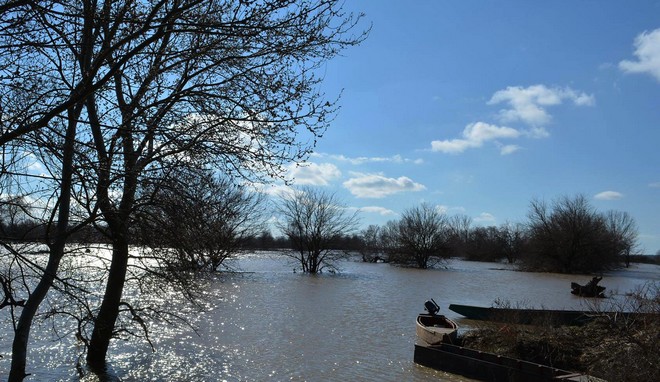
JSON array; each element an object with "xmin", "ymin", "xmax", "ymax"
[{"xmin": 1, "ymin": 252, "xmax": 658, "ymax": 381}]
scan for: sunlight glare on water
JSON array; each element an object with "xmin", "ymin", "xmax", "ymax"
[{"xmin": 1, "ymin": 251, "xmax": 657, "ymax": 381}]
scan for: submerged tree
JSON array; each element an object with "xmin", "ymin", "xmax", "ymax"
[
  {"xmin": 463, "ymin": 226, "xmax": 502, "ymax": 262},
  {"xmin": 447, "ymin": 214, "xmax": 472, "ymax": 256},
  {"xmin": 0, "ymin": 0, "xmax": 202, "ymax": 377},
  {"xmin": 82, "ymin": 0, "xmax": 367, "ymax": 371},
  {"xmin": 137, "ymin": 167, "xmax": 264, "ymax": 271},
  {"xmin": 604, "ymin": 210, "xmax": 638, "ymax": 268},
  {"xmin": 3, "ymin": 55, "xmax": 95, "ymax": 382},
  {"xmin": 497, "ymin": 222, "xmax": 528, "ymax": 264},
  {"xmin": 277, "ymin": 187, "xmax": 359, "ymax": 273},
  {"xmin": 378, "ymin": 220, "xmax": 401, "ymax": 262},
  {"xmin": 392, "ymin": 203, "xmax": 451, "ymax": 269},
  {"xmin": 1, "ymin": 0, "xmax": 368, "ymax": 378},
  {"xmin": 358, "ymin": 224, "xmax": 383, "ymax": 262},
  {"xmin": 525, "ymin": 195, "xmax": 637, "ymax": 273}
]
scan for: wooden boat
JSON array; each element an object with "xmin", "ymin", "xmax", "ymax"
[
  {"xmin": 416, "ymin": 299, "xmax": 459, "ymax": 345},
  {"xmin": 449, "ymin": 304, "xmax": 594, "ymax": 326},
  {"xmin": 416, "ymin": 314, "xmax": 458, "ymax": 345},
  {"xmin": 414, "ymin": 342, "xmax": 600, "ymax": 381},
  {"xmin": 449, "ymin": 303, "xmax": 658, "ymax": 326}
]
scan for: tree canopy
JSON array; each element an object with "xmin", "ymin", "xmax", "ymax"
[{"xmin": 1, "ymin": 0, "xmax": 368, "ymax": 378}]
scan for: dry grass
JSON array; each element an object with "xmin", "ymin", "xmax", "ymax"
[{"xmin": 459, "ymin": 282, "xmax": 660, "ymax": 381}]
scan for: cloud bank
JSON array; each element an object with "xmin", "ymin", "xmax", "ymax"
[
  {"xmin": 488, "ymin": 85, "xmax": 595, "ymax": 126},
  {"xmin": 287, "ymin": 162, "xmax": 341, "ymax": 186},
  {"xmin": 431, "ymin": 84, "xmax": 594, "ymax": 155},
  {"xmin": 431, "ymin": 122, "xmax": 520, "ymax": 154}
]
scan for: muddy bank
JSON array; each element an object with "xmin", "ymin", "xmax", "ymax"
[{"xmin": 459, "ymin": 315, "xmax": 659, "ymax": 381}]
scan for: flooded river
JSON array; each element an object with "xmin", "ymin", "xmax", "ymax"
[{"xmin": 1, "ymin": 252, "xmax": 658, "ymax": 381}]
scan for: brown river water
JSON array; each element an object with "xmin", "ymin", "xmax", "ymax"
[{"xmin": 1, "ymin": 251, "xmax": 658, "ymax": 381}]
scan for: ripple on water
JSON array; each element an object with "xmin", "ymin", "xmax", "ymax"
[{"xmin": 1, "ymin": 254, "xmax": 656, "ymax": 381}]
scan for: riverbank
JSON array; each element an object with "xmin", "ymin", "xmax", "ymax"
[{"xmin": 458, "ymin": 294, "xmax": 660, "ymax": 381}]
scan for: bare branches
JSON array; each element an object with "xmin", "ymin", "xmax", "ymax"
[
  {"xmin": 1, "ymin": 0, "xmax": 368, "ymax": 375},
  {"xmin": 277, "ymin": 186, "xmax": 359, "ymax": 273},
  {"xmin": 0, "ymin": 273, "xmax": 25, "ymax": 309},
  {"xmin": 136, "ymin": 166, "xmax": 265, "ymax": 272},
  {"xmin": 525, "ymin": 195, "xmax": 638, "ymax": 273},
  {"xmin": 392, "ymin": 203, "xmax": 450, "ymax": 269}
]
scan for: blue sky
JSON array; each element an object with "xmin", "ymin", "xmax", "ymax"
[{"xmin": 278, "ymin": 1, "xmax": 660, "ymax": 255}]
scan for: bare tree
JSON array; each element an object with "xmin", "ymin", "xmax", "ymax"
[
  {"xmin": 525, "ymin": 195, "xmax": 634, "ymax": 273},
  {"xmin": 5, "ymin": 90, "xmax": 90, "ymax": 382},
  {"xmin": 378, "ymin": 220, "xmax": 401, "ymax": 262},
  {"xmin": 393, "ymin": 203, "xmax": 451, "ymax": 269},
  {"xmin": 0, "ymin": 1, "xmax": 211, "ymax": 378},
  {"xmin": 358, "ymin": 225, "xmax": 383, "ymax": 262},
  {"xmin": 1, "ymin": 0, "xmax": 368, "ymax": 378},
  {"xmin": 137, "ymin": 167, "xmax": 264, "ymax": 271},
  {"xmin": 459, "ymin": 223, "xmax": 526, "ymax": 264},
  {"xmin": 463, "ymin": 226, "xmax": 502, "ymax": 262},
  {"xmin": 277, "ymin": 187, "xmax": 359, "ymax": 273},
  {"xmin": 81, "ymin": 0, "xmax": 366, "ymax": 369},
  {"xmin": 497, "ymin": 222, "xmax": 528, "ymax": 264},
  {"xmin": 605, "ymin": 210, "xmax": 638, "ymax": 268},
  {"xmin": 447, "ymin": 214, "xmax": 472, "ymax": 256}
]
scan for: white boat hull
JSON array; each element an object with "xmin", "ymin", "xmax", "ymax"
[{"xmin": 416, "ymin": 314, "xmax": 458, "ymax": 345}]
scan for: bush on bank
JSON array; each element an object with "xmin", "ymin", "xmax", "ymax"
[{"xmin": 459, "ymin": 283, "xmax": 660, "ymax": 382}]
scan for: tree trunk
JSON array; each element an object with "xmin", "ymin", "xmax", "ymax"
[
  {"xmin": 9, "ymin": 249, "xmax": 63, "ymax": 382},
  {"xmin": 9, "ymin": 105, "xmax": 80, "ymax": 382},
  {"xmin": 86, "ymin": 237, "xmax": 130, "ymax": 369}
]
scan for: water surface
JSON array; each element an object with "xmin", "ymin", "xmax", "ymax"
[{"xmin": 1, "ymin": 252, "xmax": 657, "ymax": 381}]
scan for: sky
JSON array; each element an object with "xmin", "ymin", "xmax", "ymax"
[{"xmin": 277, "ymin": 1, "xmax": 660, "ymax": 255}]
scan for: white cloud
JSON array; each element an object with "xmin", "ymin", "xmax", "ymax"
[
  {"xmin": 25, "ymin": 154, "xmax": 45, "ymax": 173},
  {"xmin": 431, "ymin": 122, "xmax": 521, "ymax": 154},
  {"xmin": 499, "ymin": 144, "xmax": 521, "ymax": 155},
  {"xmin": 474, "ymin": 212, "xmax": 496, "ymax": 223},
  {"xmin": 619, "ymin": 28, "xmax": 660, "ymax": 82},
  {"xmin": 358, "ymin": 206, "xmax": 397, "ymax": 216},
  {"xmin": 287, "ymin": 162, "xmax": 341, "ymax": 186},
  {"xmin": 430, "ymin": 138, "xmax": 475, "ymax": 154},
  {"xmin": 429, "ymin": 84, "xmax": 595, "ymax": 156},
  {"xmin": 435, "ymin": 205, "xmax": 466, "ymax": 214},
  {"xmin": 464, "ymin": 121, "xmax": 521, "ymax": 141},
  {"xmin": 488, "ymin": 85, "xmax": 595, "ymax": 126},
  {"xmin": 253, "ymin": 183, "xmax": 295, "ymax": 198},
  {"xmin": 524, "ymin": 126, "xmax": 550, "ymax": 139},
  {"xmin": 649, "ymin": 182, "xmax": 660, "ymax": 188},
  {"xmin": 343, "ymin": 172, "xmax": 426, "ymax": 198},
  {"xmin": 594, "ymin": 191, "xmax": 624, "ymax": 200},
  {"xmin": 312, "ymin": 152, "xmax": 424, "ymax": 165}
]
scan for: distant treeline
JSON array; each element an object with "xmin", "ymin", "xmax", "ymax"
[
  {"xmin": 0, "ymin": 220, "xmax": 108, "ymax": 244},
  {"xmin": 0, "ymin": 219, "xmax": 363, "ymax": 251},
  {"xmin": 3, "ymin": 194, "xmax": 656, "ymax": 273},
  {"xmin": 626, "ymin": 255, "xmax": 660, "ymax": 265},
  {"xmin": 241, "ymin": 231, "xmax": 364, "ymax": 252},
  {"xmin": 4, "ymin": 220, "xmax": 656, "ymax": 266}
]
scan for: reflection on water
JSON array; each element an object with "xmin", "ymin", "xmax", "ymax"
[{"xmin": 1, "ymin": 252, "xmax": 658, "ymax": 381}]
